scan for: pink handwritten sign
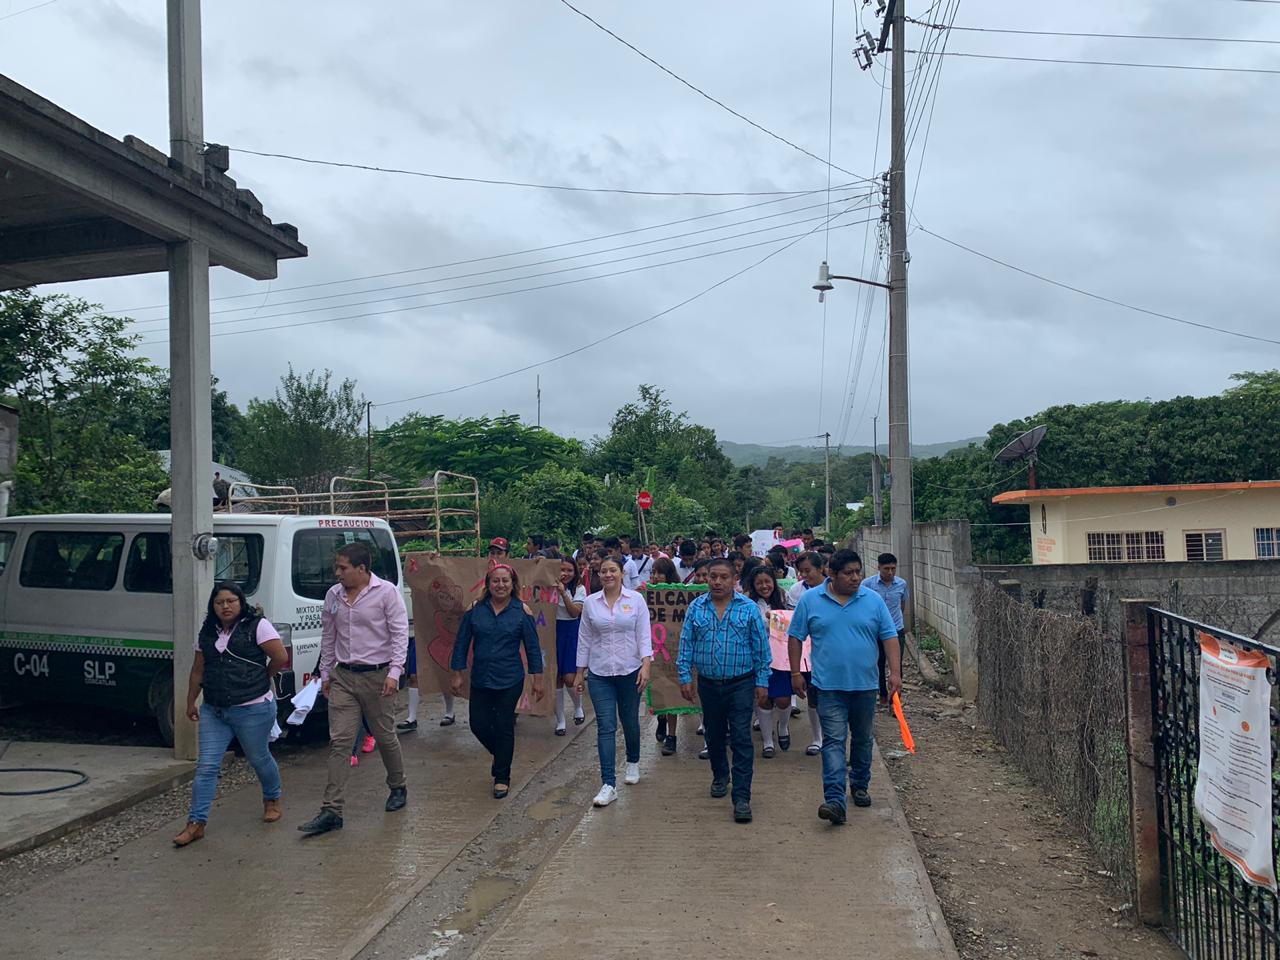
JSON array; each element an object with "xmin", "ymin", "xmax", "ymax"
[{"xmin": 767, "ymin": 609, "xmax": 810, "ymax": 671}]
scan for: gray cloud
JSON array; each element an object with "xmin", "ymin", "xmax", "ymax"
[{"xmin": 6, "ymin": 0, "xmax": 1278, "ymax": 453}]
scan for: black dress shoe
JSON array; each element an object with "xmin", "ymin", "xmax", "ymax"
[
  {"xmin": 709, "ymin": 778, "xmax": 729, "ymax": 799},
  {"xmin": 440, "ymin": 715, "xmax": 456, "ymax": 727},
  {"xmin": 660, "ymin": 735, "xmax": 677, "ymax": 756},
  {"xmin": 385, "ymin": 786, "xmax": 408, "ymax": 812},
  {"xmin": 733, "ymin": 801, "xmax": 753, "ymax": 823},
  {"xmin": 396, "ymin": 719, "xmax": 418, "ymax": 731},
  {"xmin": 298, "ymin": 809, "xmax": 343, "ymax": 836},
  {"xmin": 778, "ymin": 734, "xmax": 791, "ymax": 752}
]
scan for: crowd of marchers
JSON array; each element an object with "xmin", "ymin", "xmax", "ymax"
[{"xmin": 171, "ymin": 525, "xmax": 910, "ymax": 846}]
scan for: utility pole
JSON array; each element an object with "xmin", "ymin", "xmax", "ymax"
[
  {"xmin": 167, "ymin": 0, "xmax": 210, "ymax": 762},
  {"xmin": 884, "ymin": 0, "xmax": 915, "ymax": 629},
  {"xmin": 366, "ymin": 401, "xmax": 373, "ymax": 479},
  {"xmin": 536, "ymin": 374, "xmax": 541, "ymax": 428},
  {"xmin": 823, "ymin": 431, "xmax": 831, "ymax": 535},
  {"xmin": 871, "ymin": 415, "xmax": 884, "ymax": 526}
]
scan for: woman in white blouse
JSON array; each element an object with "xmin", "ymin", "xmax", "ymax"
[{"xmin": 574, "ymin": 556, "xmax": 652, "ymax": 808}]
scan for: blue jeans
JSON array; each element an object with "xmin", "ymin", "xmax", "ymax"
[
  {"xmin": 189, "ymin": 699, "xmax": 281, "ymax": 824},
  {"xmin": 587, "ymin": 669, "xmax": 641, "ymax": 787},
  {"xmin": 815, "ymin": 688, "xmax": 877, "ymax": 809},
  {"xmin": 698, "ymin": 673, "xmax": 755, "ymax": 804}
]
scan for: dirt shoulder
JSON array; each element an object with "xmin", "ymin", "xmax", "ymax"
[{"xmin": 880, "ymin": 678, "xmax": 1181, "ymax": 960}]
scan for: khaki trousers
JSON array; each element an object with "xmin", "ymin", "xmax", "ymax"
[{"xmin": 322, "ymin": 665, "xmax": 405, "ymax": 815}]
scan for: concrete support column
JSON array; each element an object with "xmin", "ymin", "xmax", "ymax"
[
  {"xmin": 168, "ymin": 239, "xmax": 212, "ymax": 761},
  {"xmin": 1121, "ymin": 598, "xmax": 1163, "ymax": 925}
]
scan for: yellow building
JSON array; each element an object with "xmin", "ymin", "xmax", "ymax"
[{"xmin": 992, "ymin": 481, "xmax": 1280, "ymax": 564}]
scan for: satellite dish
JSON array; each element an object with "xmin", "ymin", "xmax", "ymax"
[{"xmin": 994, "ymin": 425, "xmax": 1047, "ymax": 489}]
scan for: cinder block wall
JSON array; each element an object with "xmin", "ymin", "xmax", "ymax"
[
  {"xmin": 855, "ymin": 520, "xmax": 978, "ymax": 697},
  {"xmin": 976, "ymin": 559, "xmax": 1280, "ymax": 642}
]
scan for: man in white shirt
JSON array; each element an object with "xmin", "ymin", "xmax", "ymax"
[{"xmin": 623, "ymin": 542, "xmax": 654, "ymax": 589}]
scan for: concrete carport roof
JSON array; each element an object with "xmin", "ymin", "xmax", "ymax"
[
  {"xmin": 0, "ymin": 72, "xmax": 305, "ymax": 290},
  {"xmin": 0, "ymin": 37, "xmax": 306, "ymax": 765}
]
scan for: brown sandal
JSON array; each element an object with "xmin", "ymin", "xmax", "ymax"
[
  {"xmin": 173, "ymin": 822, "xmax": 205, "ymax": 847},
  {"xmin": 263, "ymin": 798, "xmax": 282, "ymax": 823}
]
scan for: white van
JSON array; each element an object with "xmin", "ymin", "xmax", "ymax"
[{"xmin": 0, "ymin": 513, "xmax": 409, "ymax": 745}]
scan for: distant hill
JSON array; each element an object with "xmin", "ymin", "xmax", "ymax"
[{"xmin": 719, "ymin": 437, "xmax": 984, "ymax": 468}]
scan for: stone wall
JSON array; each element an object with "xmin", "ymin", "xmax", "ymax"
[{"xmin": 855, "ymin": 519, "xmax": 979, "ymax": 697}]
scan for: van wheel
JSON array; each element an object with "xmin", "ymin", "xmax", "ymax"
[{"xmin": 149, "ymin": 672, "xmax": 175, "ymax": 748}]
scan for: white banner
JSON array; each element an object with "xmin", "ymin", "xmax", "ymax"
[{"xmin": 1194, "ymin": 631, "xmax": 1277, "ymax": 892}]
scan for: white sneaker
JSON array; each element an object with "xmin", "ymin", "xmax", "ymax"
[
  {"xmin": 624, "ymin": 762, "xmax": 640, "ymax": 785},
  {"xmin": 592, "ymin": 784, "xmax": 617, "ymax": 807}
]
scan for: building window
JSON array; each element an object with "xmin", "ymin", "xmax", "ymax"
[
  {"xmin": 1086, "ymin": 531, "xmax": 1165, "ymax": 563},
  {"xmin": 1184, "ymin": 530, "xmax": 1225, "ymax": 563},
  {"xmin": 1255, "ymin": 528, "xmax": 1280, "ymax": 559}
]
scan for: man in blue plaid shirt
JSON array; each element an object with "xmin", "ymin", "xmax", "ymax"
[{"xmin": 677, "ymin": 557, "xmax": 771, "ymax": 823}]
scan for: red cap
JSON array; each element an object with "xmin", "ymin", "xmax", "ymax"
[{"xmin": 489, "ymin": 537, "xmax": 509, "ymax": 551}]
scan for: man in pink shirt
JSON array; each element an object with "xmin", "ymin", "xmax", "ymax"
[{"xmin": 299, "ymin": 541, "xmax": 409, "ymax": 836}]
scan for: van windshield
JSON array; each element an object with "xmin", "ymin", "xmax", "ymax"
[{"xmin": 291, "ymin": 527, "xmax": 399, "ymax": 601}]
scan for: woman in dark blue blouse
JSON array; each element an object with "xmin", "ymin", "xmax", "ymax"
[{"xmin": 450, "ymin": 564, "xmax": 546, "ymax": 798}]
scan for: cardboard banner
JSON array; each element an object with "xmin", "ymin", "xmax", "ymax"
[
  {"xmin": 643, "ymin": 584, "xmax": 705, "ymax": 715},
  {"xmin": 766, "ymin": 609, "xmax": 810, "ymax": 672},
  {"xmin": 1194, "ymin": 631, "xmax": 1277, "ymax": 891},
  {"xmin": 404, "ymin": 555, "xmax": 561, "ymax": 716}
]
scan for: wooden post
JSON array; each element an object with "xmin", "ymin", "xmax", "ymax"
[{"xmin": 1122, "ymin": 599, "xmax": 1163, "ymax": 925}]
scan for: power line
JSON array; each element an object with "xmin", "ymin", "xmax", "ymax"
[
  {"xmin": 110, "ymin": 185, "xmax": 861, "ymax": 315},
  {"xmin": 372, "ymin": 205, "xmax": 854, "ymax": 407},
  {"xmin": 0, "ymin": 0, "xmax": 59, "ymax": 21},
  {"xmin": 138, "ymin": 211, "xmax": 877, "ymax": 345},
  {"xmin": 554, "ymin": 0, "xmax": 877, "ymax": 185},
  {"xmin": 126, "ymin": 192, "xmax": 873, "ymax": 326},
  {"xmin": 919, "ymin": 226, "xmax": 1280, "ymax": 347},
  {"xmin": 908, "ymin": 49, "xmax": 1280, "ymax": 76},
  {"xmin": 223, "ymin": 145, "xmax": 826, "ymax": 197},
  {"xmin": 137, "ymin": 203, "xmax": 877, "ymax": 334},
  {"xmin": 910, "ymin": 20, "xmax": 1280, "ymax": 45}
]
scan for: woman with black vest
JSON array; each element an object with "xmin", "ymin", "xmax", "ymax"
[{"xmin": 174, "ymin": 581, "xmax": 289, "ymax": 847}]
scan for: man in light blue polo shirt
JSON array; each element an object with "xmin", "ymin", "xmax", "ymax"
[
  {"xmin": 788, "ymin": 549, "xmax": 900, "ymax": 825},
  {"xmin": 864, "ymin": 551, "xmax": 909, "ymax": 705}
]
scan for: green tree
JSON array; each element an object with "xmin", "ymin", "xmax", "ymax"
[
  {"xmin": 0, "ymin": 289, "xmax": 167, "ymax": 514},
  {"xmin": 237, "ymin": 366, "xmax": 365, "ymax": 493},
  {"xmin": 587, "ymin": 385, "xmax": 734, "ymax": 521},
  {"xmin": 516, "ymin": 464, "xmax": 604, "ymax": 542},
  {"xmin": 114, "ymin": 372, "xmax": 246, "ymax": 467},
  {"xmin": 377, "ymin": 413, "xmax": 583, "ymax": 488}
]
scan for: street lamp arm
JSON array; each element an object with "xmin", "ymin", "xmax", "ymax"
[{"xmin": 828, "ymin": 273, "xmax": 892, "ymax": 291}]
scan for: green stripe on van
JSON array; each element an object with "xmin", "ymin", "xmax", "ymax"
[{"xmin": 0, "ymin": 631, "xmax": 173, "ymax": 656}]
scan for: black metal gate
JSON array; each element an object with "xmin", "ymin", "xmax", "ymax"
[{"xmin": 1149, "ymin": 608, "xmax": 1280, "ymax": 959}]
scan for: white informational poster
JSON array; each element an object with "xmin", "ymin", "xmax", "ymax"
[
  {"xmin": 1194, "ymin": 631, "xmax": 1278, "ymax": 892},
  {"xmin": 751, "ymin": 529, "xmax": 779, "ymax": 558}
]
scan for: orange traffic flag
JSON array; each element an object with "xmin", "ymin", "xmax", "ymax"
[{"xmin": 891, "ymin": 692, "xmax": 916, "ymax": 754}]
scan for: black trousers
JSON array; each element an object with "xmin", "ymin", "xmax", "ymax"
[
  {"xmin": 877, "ymin": 632, "xmax": 905, "ymax": 699},
  {"xmin": 698, "ymin": 673, "xmax": 756, "ymax": 804},
  {"xmin": 469, "ymin": 681, "xmax": 524, "ymax": 783}
]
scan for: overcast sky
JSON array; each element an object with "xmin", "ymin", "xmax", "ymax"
[{"xmin": 4, "ymin": 0, "xmax": 1277, "ymax": 450}]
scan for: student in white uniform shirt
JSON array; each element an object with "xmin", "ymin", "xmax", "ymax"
[
  {"xmin": 622, "ymin": 542, "xmax": 654, "ymax": 589},
  {"xmin": 786, "ymin": 551, "xmax": 828, "ymax": 756}
]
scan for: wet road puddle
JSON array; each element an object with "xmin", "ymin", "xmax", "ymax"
[
  {"xmin": 527, "ymin": 785, "xmax": 574, "ymax": 821},
  {"xmin": 438, "ymin": 876, "xmax": 523, "ymax": 933}
]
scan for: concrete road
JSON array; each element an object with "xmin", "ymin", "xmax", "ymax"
[
  {"xmin": 474, "ymin": 734, "xmax": 958, "ymax": 960},
  {"xmin": 0, "ymin": 702, "xmax": 593, "ymax": 960}
]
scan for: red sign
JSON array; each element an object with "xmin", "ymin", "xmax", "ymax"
[{"xmin": 636, "ymin": 490, "xmax": 653, "ymax": 510}]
